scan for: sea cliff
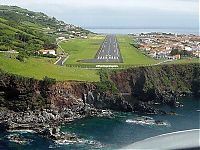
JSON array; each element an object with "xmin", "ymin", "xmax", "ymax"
[{"xmin": 0, "ymin": 63, "xmax": 199, "ymax": 142}]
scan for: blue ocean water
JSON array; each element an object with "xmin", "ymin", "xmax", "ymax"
[
  {"xmin": 0, "ymin": 97, "xmax": 199, "ymax": 150},
  {"xmin": 87, "ymin": 28, "xmax": 199, "ymax": 35}
]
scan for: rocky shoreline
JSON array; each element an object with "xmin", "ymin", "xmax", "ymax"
[
  {"xmin": 0, "ymin": 63, "xmax": 199, "ymax": 144},
  {"xmin": 0, "ymin": 104, "xmax": 113, "ymax": 144}
]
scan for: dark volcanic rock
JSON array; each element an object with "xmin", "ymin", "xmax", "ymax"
[
  {"xmin": 0, "ymin": 64, "xmax": 199, "ymax": 142},
  {"xmin": 133, "ymin": 102, "xmax": 166, "ymax": 115},
  {"xmin": 110, "ymin": 63, "xmax": 200, "ymax": 106}
]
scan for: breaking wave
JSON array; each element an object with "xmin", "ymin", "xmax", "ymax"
[{"xmin": 126, "ymin": 116, "xmax": 171, "ymax": 127}]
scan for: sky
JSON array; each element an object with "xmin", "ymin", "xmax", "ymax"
[{"xmin": 0, "ymin": 0, "xmax": 199, "ymax": 28}]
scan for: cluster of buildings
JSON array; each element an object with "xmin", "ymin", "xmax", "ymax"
[
  {"xmin": 133, "ymin": 33, "xmax": 200, "ymax": 60},
  {"xmin": 45, "ymin": 24, "xmax": 89, "ymax": 41},
  {"xmin": 55, "ymin": 25, "xmax": 88, "ymax": 40}
]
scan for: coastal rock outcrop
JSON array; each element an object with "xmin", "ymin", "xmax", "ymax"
[{"xmin": 0, "ymin": 63, "xmax": 199, "ymax": 142}]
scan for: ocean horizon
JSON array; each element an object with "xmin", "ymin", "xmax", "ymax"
[{"xmin": 85, "ymin": 27, "xmax": 199, "ymax": 35}]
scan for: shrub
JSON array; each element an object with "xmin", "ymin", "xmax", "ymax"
[
  {"xmin": 16, "ymin": 53, "xmax": 26, "ymax": 62},
  {"xmin": 96, "ymin": 69, "xmax": 118, "ymax": 93},
  {"xmin": 42, "ymin": 76, "xmax": 56, "ymax": 85}
]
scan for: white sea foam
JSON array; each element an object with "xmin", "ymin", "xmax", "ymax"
[
  {"xmin": 8, "ymin": 129, "xmax": 36, "ymax": 134},
  {"xmin": 7, "ymin": 133, "xmax": 33, "ymax": 145},
  {"xmin": 55, "ymin": 137, "xmax": 104, "ymax": 148},
  {"xmin": 126, "ymin": 116, "xmax": 171, "ymax": 127}
]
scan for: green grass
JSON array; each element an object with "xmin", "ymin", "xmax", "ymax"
[
  {"xmin": 117, "ymin": 35, "xmax": 159, "ymax": 65},
  {"xmin": 59, "ymin": 35, "xmax": 105, "ymax": 64},
  {"xmin": 59, "ymin": 35, "xmax": 159, "ymax": 66},
  {"xmin": 1, "ymin": 34, "xmax": 198, "ymax": 82},
  {"xmin": 0, "ymin": 20, "xmax": 35, "ymax": 38},
  {"xmin": 22, "ymin": 21, "xmax": 44, "ymax": 31},
  {"xmin": 0, "ymin": 54, "xmax": 99, "ymax": 82},
  {"xmin": 165, "ymin": 58, "xmax": 200, "ymax": 64}
]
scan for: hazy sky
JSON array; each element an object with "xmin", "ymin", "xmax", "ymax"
[{"xmin": 1, "ymin": 0, "xmax": 199, "ymax": 28}]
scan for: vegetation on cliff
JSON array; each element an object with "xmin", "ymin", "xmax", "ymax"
[
  {"xmin": 96, "ymin": 69, "xmax": 118, "ymax": 93},
  {"xmin": 0, "ymin": 70, "xmax": 53, "ymax": 111},
  {"xmin": 0, "ymin": 63, "xmax": 199, "ymax": 113},
  {"xmin": 110, "ymin": 63, "xmax": 200, "ymax": 102}
]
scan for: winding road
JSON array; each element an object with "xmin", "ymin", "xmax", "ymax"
[{"xmin": 54, "ymin": 39, "xmax": 69, "ymax": 66}]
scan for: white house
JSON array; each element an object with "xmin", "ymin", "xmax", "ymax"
[
  {"xmin": 184, "ymin": 46, "xmax": 192, "ymax": 51},
  {"xmin": 193, "ymin": 51, "xmax": 200, "ymax": 58},
  {"xmin": 39, "ymin": 49, "xmax": 56, "ymax": 56},
  {"xmin": 57, "ymin": 37, "xmax": 66, "ymax": 41},
  {"xmin": 165, "ymin": 46, "xmax": 172, "ymax": 51}
]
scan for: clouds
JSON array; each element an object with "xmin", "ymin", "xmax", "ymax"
[
  {"xmin": 1, "ymin": 0, "xmax": 198, "ymax": 13},
  {"xmin": 0, "ymin": 0, "xmax": 198, "ymax": 27},
  {"xmin": 1, "ymin": 1, "xmax": 197, "ymax": 12}
]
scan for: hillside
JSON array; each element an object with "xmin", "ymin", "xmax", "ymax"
[
  {"xmin": 0, "ymin": 17, "xmax": 56, "ymax": 53},
  {"xmin": 0, "ymin": 5, "xmax": 90, "ymax": 55}
]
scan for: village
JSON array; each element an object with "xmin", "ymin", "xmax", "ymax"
[
  {"xmin": 16, "ymin": 9, "xmax": 89, "ymax": 40},
  {"xmin": 132, "ymin": 32, "xmax": 200, "ymax": 60},
  {"xmin": 38, "ymin": 25, "xmax": 89, "ymax": 57}
]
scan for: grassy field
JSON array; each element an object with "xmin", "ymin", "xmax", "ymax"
[
  {"xmin": 117, "ymin": 35, "xmax": 159, "ymax": 65},
  {"xmin": 165, "ymin": 58, "xmax": 200, "ymax": 64},
  {"xmin": 59, "ymin": 35, "xmax": 105, "ymax": 64},
  {"xmin": 1, "ymin": 35, "xmax": 198, "ymax": 82},
  {"xmin": 0, "ymin": 54, "xmax": 99, "ymax": 82},
  {"xmin": 59, "ymin": 34, "xmax": 159, "ymax": 66}
]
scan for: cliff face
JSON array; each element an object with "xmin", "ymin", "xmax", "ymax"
[
  {"xmin": 0, "ymin": 63, "xmax": 199, "ymax": 113},
  {"xmin": 110, "ymin": 63, "xmax": 200, "ymax": 104},
  {"xmin": 0, "ymin": 72, "xmax": 95, "ymax": 111},
  {"xmin": 0, "ymin": 64, "xmax": 199, "ymax": 139},
  {"xmin": 0, "ymin": 72, "xmax": 131, "ymax": 114}
]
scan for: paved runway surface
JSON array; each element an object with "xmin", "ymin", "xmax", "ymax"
[{"xmin": 81, "ymin": 35, "xmax": 123, "ymax": 63}]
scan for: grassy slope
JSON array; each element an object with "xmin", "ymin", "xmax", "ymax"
[
  {"xmin": 0, "ymin": 19, "xmax": 35, "ymax": 38},
  {"xmin": 165, "ymin": 58, "xmax": 200, "ymax": 64},
  {"xmin": 0, "ymin": 54, "xmax": 99, "ymax": 82},
  {"xmin": 60, "ymin": 35, "xmax": 105, "ymax": 64},
  {"xmin": 117, "ymin": 35, "xmax": 159, "ymax": 65}
]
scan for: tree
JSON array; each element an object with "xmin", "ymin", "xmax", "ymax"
[
  {"xmin": 42, "ymin": 76, "xmax": 56, "ymax": 85},
  {"xmin": 0, "ymin": 45, "xmax": 9, "ymax": 51},
  {"xmin": 170, "ymin": 49, "xmax": 179, "ymax": 56},
  {"xmin": 16, "ymin": 51, "xmax": 28, "ymax": 62},
  {"xmin": 96, "ymin": 69, "xmax": 118, "ymax": 93},
  {"xmin": 180, "ymin": 50, "xmax": 192, "ymax": 57}
]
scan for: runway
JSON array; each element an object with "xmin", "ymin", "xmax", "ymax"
[{"xmin": 81, "ymin": 35, "xmax": 123, "ymax": 63}]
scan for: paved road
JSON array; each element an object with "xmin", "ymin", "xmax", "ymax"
[
  {"xmin": 54, "ymin": 56, "xmax": 67, "ymax": 66},
  {"xmin": 81, "ymin": 35, "xmax": 123, "ymax": 63},
  {"xmin": 54, "ymin": 39, "xmax": 69, "ymax": 66}
]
